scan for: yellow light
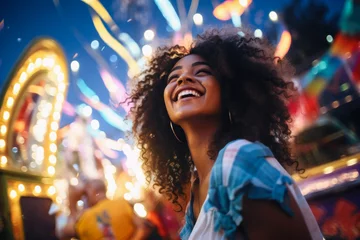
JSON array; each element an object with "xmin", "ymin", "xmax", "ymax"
[
  {"xmin": 47, "ymin": 166, "xmax": 55, "ymax": 176},
  {"xmin": 19, "ymin": 72, "xmax": 27, "ymax": 83},
  {"xmin": 134, "ymin": 203, "xmax": 147, "ymax": 218},
  {"xmin": 27, "ymin": 62, "xmax": 35, "ymax": 73},
  {"xmin": 58, "ymin": 82, "xmax": 66, "ymax": 92},
  {"xmin": 0, "ymin": 139, "xmax": 5, "ymax": 149},
  {"xmin": 35, "ymin": 58, "xmax": 42, "ymax": 67},
  {"xmin": 0, "ymin": 125, "xmax": 7, "ymax": 135},
  {"xmin": 124, "ymin": 193, "xmax": 132, "ymax": 201},
  {"xmin": 51, "ymin": 122, "xmax": 59, "ymax": 131},
  {"xmin": 54, "ymin": 65, "xmax": 61, "ymax": 74},
  {"xmin": 239, "ymin": 0, "xmax": 248, "ymax": 7},
  {"xmin": 53, "ymin": 112, "xmax": 60, "ymax": 120},
  {"xmin": 57, "ymin": 72, "xmax": 64, "ymax": 82},
  {"xmin": 18, "ymin": 184, "xmax": 25, "ymax": 192},
  {"xmin": 269, "ymin": 11, "xmax": 278, "ymax": 22},
  {"xmin": 125, "ymin": 182, "xmax": 133, "ymax": 190},
  {"xmin": 323, "ymin": 166, "xmax": 335, "ymax": 174},
  {"xmin": 10, "ymin": 190, "xmax": 17, "ymax": 199},
  {"xmin": 3, "ymin": 111, "xmax": 10, "ymax": 121},
  {"xmin": 47, "ymin": 186, "xmax": 56, "ymax": 196},
  {"xmin": 34, "ymin": 185, "xmax": 42, "ymax": 194},
  {"xmin": 49, "ymin": 132, "xmax": 57, "ymax": 141},
  {"xmin": 50, "ymin": 143, "xmax": 57, "ymax": 153},
  {"xmin": 49, "ymin": 155, "xmax": 57, "ymax": 164},
  {"xmin": 1, "ymin": 156, "xmax": 7, "ymax": 165},
  {"xmin": 6, "ymin": 97, "xmax": 14, "ymax": 108},
  {"xmin": 56, "ymin": 94, "xmax": 64, "ymax": 102},
  {"xmin": 43, "ymin": 57, "xmax": 55, "ymax": 68},
  {"xmin": 347, "ymin": 158, "xmax": 358, "ymax": 166},
  {"xmin": 13, "ymin": 83, "xmax": 20, "ymax": 94},
  {"xmin": 193, "ymin": 13, "xmax": 203, "ymax": 26}
]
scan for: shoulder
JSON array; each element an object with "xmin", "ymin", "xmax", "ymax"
[{"xmin": 213, "ymin": 139, "xmax": 277, "ymax": 184}]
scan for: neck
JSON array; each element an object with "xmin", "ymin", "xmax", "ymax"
[{"xmin": 181, "ymin": 118, "xmax": 220, "ymax": 182}]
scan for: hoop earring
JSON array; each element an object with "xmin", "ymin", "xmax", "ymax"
[
  {"xmin": 170, "ymin": 121, "xmax": 183, "ymax": 143},
  {"xmin": 228, "ymin": 111, "xmax": 233, "ymax": 124}
]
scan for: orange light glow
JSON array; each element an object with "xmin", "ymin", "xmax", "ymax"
[
  {"xmin": 274, "ymin": 30, "xmax": 292, "ymax": 59},
  {"xmin": 213, "ymin": 0, "xmax": 252, "ymax": 21}
]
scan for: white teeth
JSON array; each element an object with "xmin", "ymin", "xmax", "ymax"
[{"xmin": 177, "ymin": 89, "xmax": 201, "ymax": 101}]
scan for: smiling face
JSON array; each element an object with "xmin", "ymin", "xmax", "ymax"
[{"xmin": 164, "ymin": 54, "xmax": 222, "ymax": 125}]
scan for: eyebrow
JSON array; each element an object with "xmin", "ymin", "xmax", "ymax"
[{"xmin": 169, "ymin": 61, "xmax": 210, "ymax": 75}]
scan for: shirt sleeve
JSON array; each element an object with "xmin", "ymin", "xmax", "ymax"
[{"xmin": 204, "ymin": 140, "xmax": 294, "ymax": 240}]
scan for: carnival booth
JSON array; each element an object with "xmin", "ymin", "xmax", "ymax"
[
  {"xmin": 0, "ymin": 38, "xmax": 69, "ymax": 240},
  {"xmin": 290, "ymin": 0, "xmax": 360, "ymax": 238}
]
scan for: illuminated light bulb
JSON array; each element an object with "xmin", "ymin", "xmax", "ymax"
[
  {"xmin": 34, "ymin": 185, "xmax": 42, "ymax": 194},
  {"xmin": 10, "ymin": 190, "xmax": 17, "ymax": 199},
  {"xmin": 125, "ymin": 182, "xmax": 134, "ymax": 190},
  {"xmin": 35, "ymin": 58, "xmax": 42, "ymax": 67},
  {"xmin": 91, "ymin": 119, "xmax": 100, "ymax": 130},
  {"xmin": 142, "ymin": 45, "xmax": 153, "ymax": 57},
  {"xmin": 58, "ymin": 83, "xmax": 66, "ymax": 92},
  {"xmin": 70, "ymin": 177, "xmax": 79, "ymax": 186},
  {"xmin": 43, "ymin": 57, "xmax": 55, "ymax": 68},
  {"xmin": 51, "ymin": 122, "xmax": 59, "ymax": 131},
  {"xmin": 57, "ymin": 72, "xmax": 64, "ymax": 82},
  {"xmin": 134, "ymin": 203, "xmax": 147, "ymax": 218},
  {"xmin": 124, "ymin": 193, "xmax": 132, "ymax": 201},
  {"xmin": 0, "ymin": 125, "xmax": 7, "ymax": 135},
  {"xmin": 3, "ymin": 111, "xmax": 10, "ymax": 121},
  {"xmin": 0, "ymin": 139, "xmax": 5, "ymax": 149},
  {"xmin": 19, "ymin": 72, "xmax": 27, "ymax": 83},
  {"xmin": 239, "ymin": 0, "xmax": 247, "ymax": 7},
  {"xmin": 49, "ymin": 132, "xmax": 57, "ymax": 141},
  {"xmin": 91, "ymin": 40, "xmax": 100, "ymax": 50},
  {"xmin": 345, "ymin": 95, "xmax": 353, "ymax": 103},
  {"xmin": 326, "ymin": 35, "xmax": 333, "ymax": 43},
  {"xmin": 53, "ymin": 112, "xmax": 60, "ymax": 120},
  {"xmin": 254, "ymin": 29, "xmax": 263, "ymax": 38},
  {"xmin": 50, "ymin": 143, "xmax": 57, "ymax": 153},
  {"xmin": 347, "ymin": 158, "xmax": 358, "ymax": 166},
  {"xmin": 54, "ymin": 65, "xmax": 61, "ymax": 74},
  {"xmin": 193, "ymin": 13, "xmax": 203, "ymax": 26},
  {"xmin": 49, "ymin": 155, "xmax": 57, "ymax": 165},
  {"xmin": 70, "ymin": 60, "xmax": 80, "ymax": 72},
  {"xmin": 48, "ymin": 166, "xmax": 55, "ymax": 176},
  {"xmin": 269, "ymin": 11, "xmax": 278, "ymax": 22},
  {"xmin": 6, "ymin": 97, "xmax": 14, "ymax": 108},
  {"xmin": 18, "ymin": 184, "xmax": 25, "ymax": 192},
  {"xmin": 331, "ymin": 101, "xmax": 340, "ymax": 109},
  {"xmin": 323, "ymin": 166, "xmax": 334, "ymax": 174},
  {"xmin": 13, "ymin": 83, "xmax": 20, "ymax": 94},
  {"xmin": 27, "ymin": 62, "xmax": 35, "ymax": 73},
  {"xmin": 144, "ymin": 29, "xmax": 155, "ymax": 41},
  {"xmin": 47, "ymin": 186, "xmax": 56, "ymax": 195},
  {"xmin": 1, "ymin": 156, "xmax": 7, "ymax": 165}
]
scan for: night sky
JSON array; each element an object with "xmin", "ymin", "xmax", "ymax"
[{"xmin": 0, "ymin": 0, "xmax": 344, "ymax": 142}]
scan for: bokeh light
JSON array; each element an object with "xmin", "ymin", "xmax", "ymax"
[
  {"xmin": 91, "ymin": 119, "xmax": 100, "ymax": 130},
  {"xmin": 110, "ymin": 54, "xmax": 118, "ymax": 63},
  {"xmin": 269, "ymin": 11, "xmax": 278, "ymax": 22},
  {"xmin": 254, "ymin": 29, "xmax": 263, "ymax": 38},
  {"xmin": 144, "ymin": 29, "xmax": 155, "ymax": 41},
  {"xmin": 142, "ymin": 45, "xmax": 153, "ymax": 57},
  {"xmin": 90, "ymin": 40, "xmax": 99, "ymax": 50},
  {"xmin": 193, "ymin": 13, "xmax": 203, "ymax": 26},
  {"xmin": 70, "ymin": 60, "xmax": 80, "ymax": 72},
  {"xmin": 326, "ymin": 35, "xmax": 333, "ymax": 43}
]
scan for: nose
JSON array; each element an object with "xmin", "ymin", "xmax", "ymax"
[{"xmin": 176, "ymin": 73, "xmax": 194, "ymax": 85}]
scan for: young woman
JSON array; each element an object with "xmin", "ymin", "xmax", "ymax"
[{"xmin": 129, "ymin": 29, "xmax": 323, "ymax": 240}]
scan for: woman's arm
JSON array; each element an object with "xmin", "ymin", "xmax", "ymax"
[{"xmin": 242, "ymin": 192, "xmax": 312, "ymax": 240}]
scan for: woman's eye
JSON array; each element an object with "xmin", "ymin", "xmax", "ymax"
[
  {"xmin": 167, "ymin": 75, "xmax": 178, "ymax": 83},
  {"xmin": 196, "ymin": 69, "xmax": 212, "ymax": 76}
]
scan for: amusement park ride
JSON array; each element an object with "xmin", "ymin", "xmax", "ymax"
[{"xmin": 0, "ymin": 38, "xmax": 69, "ymax": 240}]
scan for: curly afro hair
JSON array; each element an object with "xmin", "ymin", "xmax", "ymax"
[{"xmin": 128, "ymin": 28, "xmax": 298, "ymax": 210}]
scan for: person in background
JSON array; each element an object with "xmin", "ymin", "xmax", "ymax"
[{"xmin": 59, "ymin": 179, "xmax": 154, "ymax": 240}]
